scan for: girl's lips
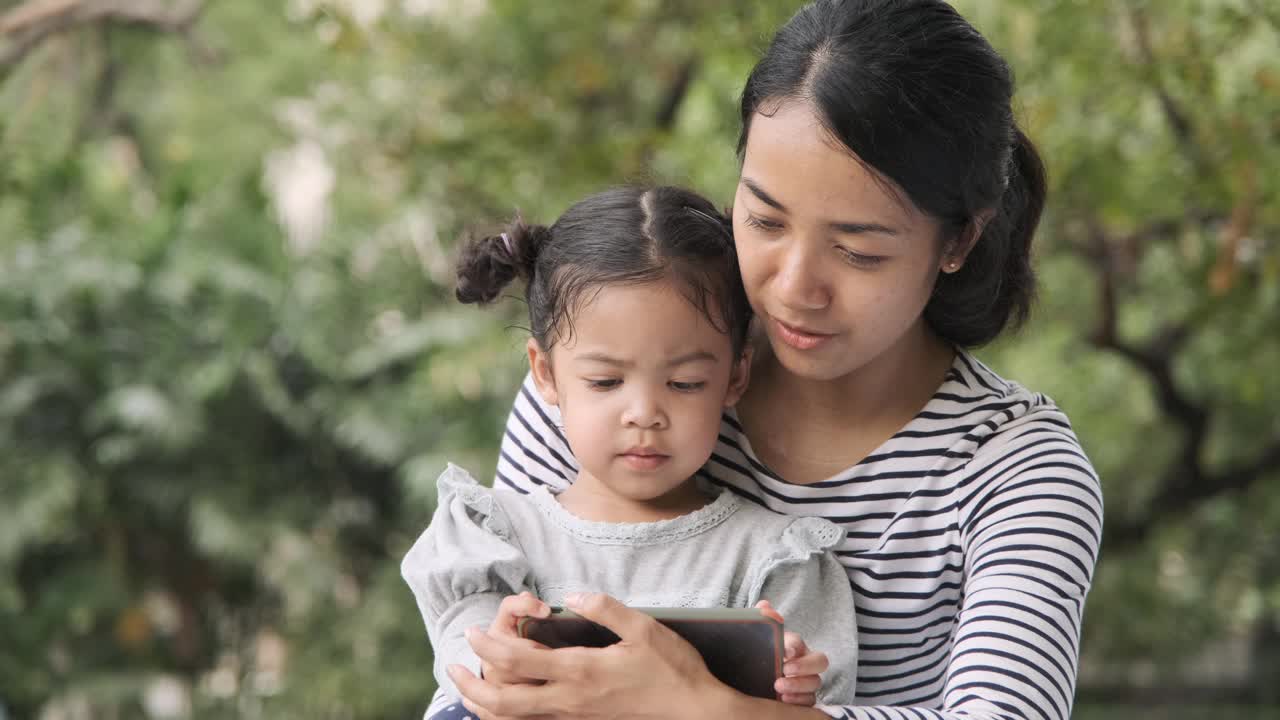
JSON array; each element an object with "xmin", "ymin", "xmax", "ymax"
[
  {"xmin": 771, "ymin": 316, "xmax": 835, "ymax": 351},
  {"xmin": 619, "ymin": 452, "xmax": 670, "ymax": 471}
]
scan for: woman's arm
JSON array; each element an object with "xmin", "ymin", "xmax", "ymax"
[
  {"xmin": 451, "ymin": 592, "xmax": 831, "ymax": 720},
  {"xmin": 824, "ymin": 432, "xmax": 1103, "ymax": 720},
  {"xmin": 456, "ymin": 439, "xmax": 1102, "ymax": 720},
  {"xmin": 494, "ymin": 372, "xmax": 577, "ymax": 494}
]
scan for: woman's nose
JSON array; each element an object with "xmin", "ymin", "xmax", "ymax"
[{"xmin": 774, "ymin": 244, "xmax": 831, "ymax": 312}]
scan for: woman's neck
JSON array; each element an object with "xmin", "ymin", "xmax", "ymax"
[
  {"xmin": 762, "ymin": 322, "xmax": 952, "ymax": 422},
  {"xmin": 737, "ymin": 322, "xmax": 956, "ymax": 480},
  {"xmin": 556, "ymin": 474, "xmax": 711, "ymax": 524}
]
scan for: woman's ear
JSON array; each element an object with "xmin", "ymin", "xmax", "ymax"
[
  {"xmin": 723, "ymin": 346, "xmax": 753, "ymax": 408},
  {"xmin": 527, "ymin": 337, "xmax": 559, "ymax": 406},
  {"xmin": 941, "ymin": 207, "xmax": 995, "ymax": 273}
]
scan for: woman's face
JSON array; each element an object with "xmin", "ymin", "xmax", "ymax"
[{"xmin": 733, "ymin": 101, "xmax": 952, "ymax": 382}]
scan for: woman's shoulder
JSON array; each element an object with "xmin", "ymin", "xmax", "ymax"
[
  {"xmin": 946, "ymin": 353, "xmax": 1101, "ymax": 507},
  {"xmin": 945, "ymin": 351, "xmax": 1088, "ymax": 451}
]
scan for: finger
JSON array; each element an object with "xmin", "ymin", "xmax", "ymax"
[
  {"xmin": 450, "ymin": 665, "xmax": 553, "ymax": 719},
  {"xmin": 467, "ymin": 627, "xmax": 561, "ymax": 682},
  {"xmin": 563, "ymin": 592, "xmax": 658, "ymax": 644},
  {"xmin": 783, "ymin": 631, "xmax": 808, "ymax": 660},
  {"xmin": 754, "ymin": 600, "xmax": 785, "ymax": 624},
  {"xmin": 460, "ymin": 695, "xmax": 555, "ymax": 720},
  {"xmin": 778, "ymin": 692, "xmax": 817, "ymax": 706},
  {"xmin": 784, "ymin": 649, "xmax": 828, "ymax": 677},
  {"xmin": 493, "ymin": 592, "xmax": 551, "ymax": 636},
  {"xmin": 775, "ymin": 672, "xmax": 822, "ymax": 694}
]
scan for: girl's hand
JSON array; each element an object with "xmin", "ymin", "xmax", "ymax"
[
  {"xmin": 480, "ymin": 592, "xmax": 552, "ymax": 686},
  {"xmin": 449, "ymin": 592, "xmax": 728, "ymax": 720},
  {"xmin": 754, "ymin": 600, "xmax": 829, "ymax": 706}
]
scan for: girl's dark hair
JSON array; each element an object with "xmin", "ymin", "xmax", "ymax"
[
  {"xmin": 739, "ymin": 0, "xmax": 1046, "ymax": 347},
  {"xmin": 455, "ymin": 186, "xmax": 751, "ymax": 355}
]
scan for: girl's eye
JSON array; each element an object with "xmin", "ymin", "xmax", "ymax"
[
  {"xmin": 670, "ymin": 381, "xmax": 706, "ymax": 393},
  {"xmin": 837, "ymin": 247, "xmax": 886, "ymax": 268},
  {"xmin": 587, "ymin": 379, "xmax": 621, "ymax": 391},
  {"xmin": 744, "ymin": 214, "xmax": 784, "ymax": 232}
]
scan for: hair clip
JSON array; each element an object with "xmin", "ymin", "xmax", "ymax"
[
  {"xmin": 685, "ymin": 207, "xmax": 731, "ymax": 238},
  {"xmin": 500, "ymin": 232, "xmax": 514, "ymax": 256}
]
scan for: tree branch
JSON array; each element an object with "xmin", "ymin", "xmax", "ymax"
[
  {"xmin": 653, "ymin": 56, "xmax": 699, "ymax": 132},
  {"xmin": 0, "ymin": 0, "xmax": 210, "ymax": 68},
  {"xmin": 1080, "ymin": 219, "xmax": 1280, "ymax": 549},
  {"xmin": 1126, "ymin": 5, "xmax": 1214, "ymax": 178}
]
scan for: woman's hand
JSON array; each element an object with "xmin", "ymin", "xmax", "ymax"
[
  {"xmin": 449, "ymin": 592, "xmax": 728, "ymax": 720},
  {"xmin": 754, "ymin": 600, "xmax": 829, "ymax": 706},
  {"xmin": 481, "ymin": 592, "xmax": 553, "ymax": 686}
]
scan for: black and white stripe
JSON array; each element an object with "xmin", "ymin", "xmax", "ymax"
[{"xmin": 495, "ymin": 352, "xmax": 1102, "ymax": 720}]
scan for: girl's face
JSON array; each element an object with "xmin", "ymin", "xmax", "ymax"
[
  {"xmin": 528, "ymin": 280, "xmax": 748, "ymax": 505},
  {"xmin": 733, "ymin": 101, "xmax": 960, "ymax": 382}
]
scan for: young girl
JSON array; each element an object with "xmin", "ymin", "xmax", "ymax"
[{"xmin": 401, "ymin": 186, "xmax": 859, "ymax": 718}]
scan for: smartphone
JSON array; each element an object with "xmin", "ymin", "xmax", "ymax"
[{"xmin": 517, "ymin": 607, "xmax": 782, "ymax": 699}]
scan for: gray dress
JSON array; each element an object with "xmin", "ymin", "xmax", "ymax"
[{"xmin": 402, "ymin": 464, "xmax": 859, "ymax": 709}]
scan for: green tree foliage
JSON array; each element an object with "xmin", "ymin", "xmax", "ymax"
[{"xmin": 0, "ymin": 0, "xmax": 1276, "ymax": 717}]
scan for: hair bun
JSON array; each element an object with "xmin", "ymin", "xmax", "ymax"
[{"xmin": 454, "ymin": 218, "xmax": 549, "ymax": 305}]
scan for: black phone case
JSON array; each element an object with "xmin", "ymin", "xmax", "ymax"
[{"xmin": 518, "ymin": 608, "xmax": 782, "ymax": 699}]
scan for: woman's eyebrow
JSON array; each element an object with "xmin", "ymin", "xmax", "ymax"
[
  {"xmin": 744, "ymin": 177, "xmax": 900, "ymax": 236},
  {"xmin": 829, "ymin": 220, "xmax": 899, "ymax": 236},
  {"xmin": 741, "ymin": 177, "xmax": 787, "ymax": 212}
]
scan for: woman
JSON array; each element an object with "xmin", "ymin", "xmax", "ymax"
[{"xmin": 446, "ymin": 1, "xmax": 1102, "ymax": 718}]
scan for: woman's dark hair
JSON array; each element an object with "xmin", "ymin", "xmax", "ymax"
[
  {"xmin": 455, "ymin": 186, "xmax": 751, "ymax": 355},
  {"xmin": 739, "ymin": 0, "xmax": 1046, "ymax": 347}
]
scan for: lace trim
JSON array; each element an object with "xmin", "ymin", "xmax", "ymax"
[
  {"xmin": 436, "ymin": 463, "xmax": 512, "ymax": 540},
  {"xmin": 538, "ymin": 585, "xmax": 730, "ymax": 608},
  {"xmin": 527, "ymin": 485, "xmax": 740, "ymax": 546}
]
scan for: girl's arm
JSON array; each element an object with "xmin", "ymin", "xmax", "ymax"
[
  {"xmin": 401, "ymin": 466, "xmax": 535, "ymax": 699},
  {"xmin": 494, "ymin": 372, "xmax": 577, "ymax": 494},
  {"xmin": 750, "ymin": 517, "xmax": 859, "ymax": 709}
]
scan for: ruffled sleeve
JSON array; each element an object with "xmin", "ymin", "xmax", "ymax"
[
  {"xmin": 401, "ymin": 464, "xmax": 533, "ymax": 699},
  {"xmin": 748, "ymin": 516, "xmax": 859, "ymax": 711}
]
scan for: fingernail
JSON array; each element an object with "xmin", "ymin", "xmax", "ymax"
[
  {"xmin": 564, "ymin": 592, "xmax": 584, "ymax": 608},
  {"xmin": 446, "ymin": 664, "xmax": 461, "ymax": 678},
  {"xmin": 785, "ymin": 646, "xmax": 796, "ymax": 659}
]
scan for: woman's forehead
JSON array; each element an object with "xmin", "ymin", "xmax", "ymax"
[{"xmin": 739, "ymin": 104, "xmax": 925, "ymax": 225}]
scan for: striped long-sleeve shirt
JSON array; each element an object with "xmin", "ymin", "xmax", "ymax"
[{"xmin": 494, "ymin": 351, "xmax": 1102, "ymax": 720}]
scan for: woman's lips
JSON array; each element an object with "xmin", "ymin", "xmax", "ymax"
[{"xmin": 771, "ymin": 316, "xmax": 836, "ymax": 351}]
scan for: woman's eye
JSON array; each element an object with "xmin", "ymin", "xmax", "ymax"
[
  {"xmin": 837, "ymin": 247, "xmax": 886, "ymax": 268},
  {"xmin": 670, "ymin": 381, "xmax": 706, "ymax": 392},
  {"xmin": 745, "ymin": 214, "xmax": 784, "ymax": 232},
  {"xmin": 587, "ymin": 379, "xmax": 621, "ymax": 391}
]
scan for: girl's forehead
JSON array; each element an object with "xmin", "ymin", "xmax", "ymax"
[{"xmin": 556, "ymin": 281, "xmax": 732, "ymax": 363}]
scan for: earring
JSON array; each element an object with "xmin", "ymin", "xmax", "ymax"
[{"xmin": 946, "ymin": 261, "xmax": 960, "ymax": 272}]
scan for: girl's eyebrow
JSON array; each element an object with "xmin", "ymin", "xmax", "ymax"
[
  {"xmin": 577, "ymin": 352, "xmax": 629, "ymax": 367},
  {"xmin": 576, "ymin": 351, "xmax": 718, "ymax": 367},
  {"xmin": 743, "ymin": 177, "xmax": 900, "ymax": 237},
  {"xmin": 667, "ymin": 351, "xmax": 717, "ymax": 367}
]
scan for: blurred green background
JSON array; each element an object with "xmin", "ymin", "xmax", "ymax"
[{"xmin": 1, "ymin": 0, "xmax": 1277, "ymax": 718}]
